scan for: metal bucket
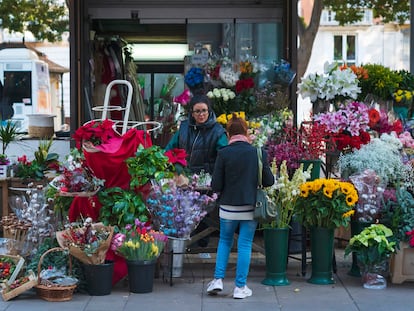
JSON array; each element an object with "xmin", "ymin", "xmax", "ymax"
[{"xmin": 165, "ymin": 237, "xmax": 188, "ymax": 278}]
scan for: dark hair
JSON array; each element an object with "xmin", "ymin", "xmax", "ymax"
[
  {"xmin": 227, "ymin": 113, "xmax": 248, "ymax": 136},
  {"xmin": 189, "ymin": 94, "xmax": 211, "ymax": 110}
]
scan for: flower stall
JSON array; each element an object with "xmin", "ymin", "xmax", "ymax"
[{"xmin": 4, "ymin": 53, "xmax": 414, "ymax": 302}]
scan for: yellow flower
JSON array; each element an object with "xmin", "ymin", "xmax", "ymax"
[
  {"xmin": 150, "ymin": 244, "xmax": 159, "ymax": 257},
  {"xmin": 346, "ymin": 193, "xmax": 358, "ymax": 206},
  {"xmin": 312, "ymin": 179, "xmax": 324, "ymax": 192},
  {"xmin": 323, "ymin": 187, "xmax": 333, "ymax": 199},
  {"xmin": 217, "ymin": 114, "xmax": 228, "ymax": 125},
  {"xmin": 343, "ymin": 210, "xmax": 355, "ymax": 218},
  {"xmin": 299, "ymin": 184, "xmax": 310, "ymax": 197}
]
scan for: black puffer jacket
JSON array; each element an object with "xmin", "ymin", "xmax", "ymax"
[{"xmin": 177, "ymin": 111, "xmax": 226, "ymax": 174}]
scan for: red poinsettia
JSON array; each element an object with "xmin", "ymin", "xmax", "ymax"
[
  {"xmin": 164, "ymin": 148, "xmax": 187, "ymax": 167},
  {"xmin": 72, "ymin": 119, "xmax": 117, "ymax": 149}
]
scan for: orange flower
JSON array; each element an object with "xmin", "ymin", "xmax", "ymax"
[
  {"xmin": 349, "ymin": 65, "xmax": 369, "ymax": 80},
  {"xmin": 368, "ymin": 108, "xmax": 381, "ymax": 127}
]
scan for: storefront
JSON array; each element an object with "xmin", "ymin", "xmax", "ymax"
[{"xmin": 68, "ymin": 0, "xmax": 297, "ymax": 133}]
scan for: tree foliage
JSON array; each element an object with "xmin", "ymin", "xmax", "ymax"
[
  {"xmin": 298, "ymin": 0, "xmax": 410, "ymax": 79},
  {"xmin": 0, "ymin": 0, "xmax": 69, "ymax": 42}
]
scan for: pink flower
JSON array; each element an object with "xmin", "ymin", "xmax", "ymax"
[
  {"xmin": 173, "ymin": 89, "xmax": 191, "ymax": 106},
  {"xmin": 110, "ymin": 233, "xmax": 126, "ymax": 251}
]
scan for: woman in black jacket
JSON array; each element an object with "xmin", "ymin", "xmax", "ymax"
[
  {"xmin": 207, "ymin": 113, "xmax": 274, "ymax": 299},
  {"xmin": 165, "ymin": 94, "xmax": 228, "ymax": 174}
]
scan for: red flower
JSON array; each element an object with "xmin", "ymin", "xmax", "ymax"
[
  {"xmin": 17, "ymin": 155, "xmax": 30, "ymax": 165},
  {"xmin": 406, "ymin": 229, "xmax": 414, "ymax": 247},
  {"xmin": 235, "ymin": 77, "xmax": 255, "ymax": 93},
  {"xmin": 335, "ymin": 131, "xmax": 371, "ymax": 151},
  {"xmin": 368, "ymin": 108, "xmax": 380, "ymax": 128},
  {"xmin": 72, "ymin": 119, "xmax": 117, "ymax": 149},
  {"xmin": 392, "ymin": 119, "xmax": 403, "ymax": 135},
  {"xmin": 165, "ymin": 148, "xmax": 187, "ymax": 167}
]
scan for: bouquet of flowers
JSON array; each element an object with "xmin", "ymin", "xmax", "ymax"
[
  {"xmin": 349, "ymin": 169, "xmax": 385, "ymax": 223},
  {"xmin": 265, "ymin": 160, "xmax": 312, "ymax": 228},
  {"xmin": 297, "ymin": 62, "xmax": 361, "ymax": 104},
  {"xmin": 13, "ymin": 140, "xmax": 60, "ymax": 180},
  {"xmin": 338, "ymin": 133, "xmax": 409, "ymax": 186},
  {"xmin": 273, "ymin": 59, "xmax": 296, "ymax": 86},
  {"xmin": 294, "ymin": 178, "xmax": 358, "ymax": 229},
  {"xmin": 368, "ymin": 107, "xmax": 403, "ymax": 135},
  {"xmin": 56, "ymin": 217, "xmax": 114, "ymax": 265},
  {"xmin": 184, "ymin": 67, "xmax": 205, "ymax": 90},
  {"xmin": 50, "ymin": 149, "xmax": 104, "ymax": 196},
  {"xmin": 110, "ymin": 219, "xmax": 167, "ymax": 261},
  {"xmin": 314, "ymin": 101, "xmax": 371, "ymax": 152},
  {"xmin": 206, "ymin": 87, "xmax": 236, "ymax": 116},
  {"xmin": 146, "ymin": 176, "xmax": 217, "ymax": 239}
]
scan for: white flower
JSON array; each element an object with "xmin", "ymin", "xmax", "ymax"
[{"xmin": 297, "ymin": 61, "xmax": 361, "ymax": 102}]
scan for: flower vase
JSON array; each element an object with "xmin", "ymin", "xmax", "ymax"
[
  {"xmin": 82, "ymin": 261, "xmax": 114, "ymax": 296},
  {"xmin": 0, "ymin": 165, "xmax": 7, "ymax": 179},
  {"xmin": 348, "ymin": 221, "xmax": 372, "ymax": 277},
  {"xmin": 126, "ymin": 259, "xmax": 156, "ymax": 293},
  {"xmin": 308, "ymin": 226, "xmax": 335, "ymax": 285},
  {"xmin": 360, "ymin": 261, "xmax": 388, "ymax": 289},
  {"xmin": 164, "ymin": 237, "xmax": 188, "ymax": 278},
  {"xmin": 393, "ymin": 105, "xmax": 409, "ymax": 120},
  {"xmin": 262, "ymin": 227, "xmax": 290, "ymax": 286}
]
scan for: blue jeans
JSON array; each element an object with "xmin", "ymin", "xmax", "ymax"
[{"xmin": 214, "ymin": 218, "xmax": 258, "ymax": 288}]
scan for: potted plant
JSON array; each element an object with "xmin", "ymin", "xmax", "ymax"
[
  {"xmin": 56, "ymin": 217, "xmax": 114, "ymax": 295},
  {"xmin": 12, "ymin": 138, "xmax": 60, "ymax": 183},
  {"xmin": 110, "ymin": 219, "xmax": 168, "ymax": 293},
  {"xmin": 357, "ymin": 63, "xmax": 401, "ymax": 103},
  {"xmin": 125, "ymin": 144, "xmax": 175, "ymax": 190},
  {"xmin": 344, "ymin": 224, "xmax": 397, "ymax": 289},
  {"xmin": 0, "ymin": 120, "xmax": 19, "ymax": 154},
  {"xmin": 260, "ymin": 160, "xmax": 312, "ymax": 286},
  {"xmin": 98, "ymin": 187, "xmax": 150, "ymax": 229},
  {"xmin": 294, "ymin": 177, "xmax": 358, "ymax": 284},
  {"xmin": 98, "ymin": 145, "xmax": 185, "ymax": 230}
]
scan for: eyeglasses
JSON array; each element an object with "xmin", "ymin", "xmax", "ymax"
[{"xmin": 192, "ymin": 109, "xmax": 209, "ymax": 115}]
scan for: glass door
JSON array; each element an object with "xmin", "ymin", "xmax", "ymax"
[{"xmin": 137, "ymin": 63, "xmax": 185, "ymax": 147}]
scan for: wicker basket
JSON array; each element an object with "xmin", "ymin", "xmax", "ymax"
[{"xmin": 35, "ymin": 247, "xmax": 77, "ymax": 302}]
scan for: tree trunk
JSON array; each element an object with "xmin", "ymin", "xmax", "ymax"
[{"xmin": 297, "ymin": 0, "xmax": 325, "ymax": 80}]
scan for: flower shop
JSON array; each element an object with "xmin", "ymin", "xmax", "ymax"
[{"xmin": 1, "ymin": 51, "xmax": 414, "ymax": 300}]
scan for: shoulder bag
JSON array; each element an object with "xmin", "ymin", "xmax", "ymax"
[{"xmin": 254, "ymin": 148, "xmax": 277, "ymax": 223}]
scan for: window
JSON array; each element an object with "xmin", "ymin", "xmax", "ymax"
[{"xmin": 333, "ymin": 35, "xmax": 356, "ymax": 66}]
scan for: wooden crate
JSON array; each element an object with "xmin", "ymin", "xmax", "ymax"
[
  {"xmin": 1, "ymin": 270, "xmax": 37, "ymax": 301},
  {"xmin": 0, "ymin": 255, "xmax": 25, "ymax": 285}
]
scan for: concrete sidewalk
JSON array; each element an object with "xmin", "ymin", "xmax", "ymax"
[{"xmin": 1, "ymin": 249, "xmax": 414, "ymax": 311}]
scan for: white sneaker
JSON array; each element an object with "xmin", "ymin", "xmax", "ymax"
[
  {"xmin": 206, "ymin": 278, "xmax": 223, "ymax": 295},
  {"xmin": 233, "ymin": 285, "xmax": 252, "ymax": 299}
]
